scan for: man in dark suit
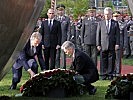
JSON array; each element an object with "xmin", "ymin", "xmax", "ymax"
[
  {"xmin": 40, "ymin": 8, "xmax": 61, "ymax": 70},
  {"xmin": 96, "ymin": 7, "xmax": 120, "ymax": 80},
  {"xmin": 55, "ymin": 4, "xmax": 70, "ymax": 69},
  {"xmin": 61, "ymin": 41, "xmax": 99, "ymax": 95},
  {"xmin": 81, "ymin": 7, "xmax": 101, "ymax": 66},
  {"xmin": 10, "ymin": 32, "xmax": 46, "ymax": 89}
]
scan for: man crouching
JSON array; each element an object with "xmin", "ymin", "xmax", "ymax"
[{"xmin": 61, "ymin": 41, "xmax": 99, "ymax": 95}]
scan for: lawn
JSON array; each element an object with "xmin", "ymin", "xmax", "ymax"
[
  {"xmin": 0, "ymin": 69, "xmax": 111, "ymax": 100},
  {"xmin": 0, "ymin": 57, "xmax": 132, "ymax": 100}
]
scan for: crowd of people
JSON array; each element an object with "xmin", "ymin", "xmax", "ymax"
[{"xmin": 9, "ymin": 4, "xmax": 133, "ymax": 95}]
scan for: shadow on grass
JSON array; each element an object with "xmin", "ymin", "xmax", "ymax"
[{"xmin": 0, "ymin": 85, "xmax": 108, "ymax": 100}]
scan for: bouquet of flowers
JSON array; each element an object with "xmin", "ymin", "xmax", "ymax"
[
  {"xmin": 20, "ymin": 68, "xmax": 87, "ymax": 97},
  {"xmin": 105, "ymin": 74, "xmax": 133, "ymax": 99}
]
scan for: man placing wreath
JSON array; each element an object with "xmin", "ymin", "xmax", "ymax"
[{"xmin": 61, "ymin": 41, "xmax": 99, "ymax": 95}]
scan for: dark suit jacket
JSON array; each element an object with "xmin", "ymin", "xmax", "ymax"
[
  {"xmin": 71, "ymin": 49, "xmax": 99, "ymax": 83},
  {"xmin": 40, "ymin": 19, "xmax": 62, "ymax": 47},
  {"xmin": 96, "ymin": 19, "xmax": 120, "ymax": 51},
  {"xmin": 14, "ymin": 40, "xmax": 45, "ymax": 71}
]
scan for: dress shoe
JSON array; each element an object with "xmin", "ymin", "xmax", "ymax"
[
  {"xmin": 101, "ymin": 76, "xmax": 107, "ymax": 80},
  {"xmin": 89, "ymin": 87, "xmax": 97, "ymax": 95},
  {"xmin": 9, "ymin": 85, "xmax": 16, "ymax": 90}
]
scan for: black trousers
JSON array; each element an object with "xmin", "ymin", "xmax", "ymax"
[
  {"xmin": 115, "ymin": 48, "xmax": 122, "ymax": 75},
  {"xmin": 100, "ymin": 50, "xmax": 115, "ymax": 78},
  {"xmin": 43, "ymin": 47, "xmax": 57, "ymax": 70}
]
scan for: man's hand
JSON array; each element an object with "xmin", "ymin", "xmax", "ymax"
[
  {"xmin": 27, "ymin": 69, "xmax": 35, "ymax": 78},
  {"xmin": 115, "ymin": 45, "xmax": 119, "ymax": 51},
  {"xmin": 73, "ymin": 74, "xmax": 85, "ymax": 84},
  {"xmin": 42, "ymin": 45, "xmax": 45, "ymax": 49},
  {"xmin": 82, "ymin": 43, "xmax": 84, "ymax": 47},
  {"xmin": 97, "ymin": 46, "xmax": 101, "ymax": 51},
  {"xmin": 56, "ymin": 45, "xmax": 60, "ymax": 49}
]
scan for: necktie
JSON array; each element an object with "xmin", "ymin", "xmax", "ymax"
[{"xmin": 49, "ymin": 20, "xmax": 52, "ymax": 31}]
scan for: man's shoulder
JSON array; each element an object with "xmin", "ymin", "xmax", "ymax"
[
  {"xmin": 54, "ymin": 19, "xmax": 60, "ymax": 22},
  {"xmin": 111, "ymin": 19, "xmax": 117, "ymax": 23},
  {"xmin": 75, "ymin": 49, "xmax": 86, "ymax": 57}
]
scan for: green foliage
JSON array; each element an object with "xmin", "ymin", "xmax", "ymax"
[
  {"xmin": 59, "ymin": 0, "xmax": 89, "ymax": 19},
  {"xmin": 40, "ymin": 0, "xmax": 51, "ymax": 18},
  {"xmin": 105, "ymin": 0, "xmax": 114, "ymax": 10},
  {"xmin": 122, "ymin": 57, "xmax": 133, "ymax": 66},
  {"xmin": 40, "ymin": 0, "xmax": 89, "ymax": 19},
  {"xmin": 71, "ymin": 0, "xmax": 88, "ymax": 19}
]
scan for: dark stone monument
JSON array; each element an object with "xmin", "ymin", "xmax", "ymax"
[{"xmin": 0, "ymin": 0, "xmax": 45, "ymax": 80}]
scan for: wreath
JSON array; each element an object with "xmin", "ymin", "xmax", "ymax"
[
  {"xmin": 105, "ymin": 74, "xmax": 133, "ymax": 99},
  {"xmin": 20, "ymin": 68, "xmax": 87, "ymax": 97}
]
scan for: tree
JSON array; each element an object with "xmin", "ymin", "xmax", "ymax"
[
  {"xmin": 40, "ymin": 0, "xmax": 51, "ymax": 18},
  {"xmin": 40, "ymin": 0, "xmax": 89, "ymax": 19},
  {"xmin": 57, "ymin": 0, "xmax": 89, "ymax": 19},
  {"xmin": 105, "ymin": 0, "xmax": 114, "ymax": 10}
]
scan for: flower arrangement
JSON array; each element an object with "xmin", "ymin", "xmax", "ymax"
[
  {"xmin": 20, "ymin": 68, "xmax": 87, "ymax": 97},
  {"xmin": 105, "ymin": 74, "xmax": 133, "ymax": 99}
]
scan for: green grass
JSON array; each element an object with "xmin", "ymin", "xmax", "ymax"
[
  {"xmin": 0, "ymin": 69, "xmax": 111, "ymax": 100},
  {"xmin": 98, "ymin": 55, "xmax": 133, "ymax": 66},
  {"xmin": 122, "ymin": 56, "xmax": 133, "ymax": 66},
  {"xmin": 0, "ymin": 57, "xmax": 132, "ymax": 100}
]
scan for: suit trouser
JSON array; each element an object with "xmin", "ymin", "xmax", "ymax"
[
  {"xmin": 43, "ymin": 47, "xmax": 56, "ymax": 70},
  {"xmin": 83, "ymin": 45, "xmax": 97, "ymax": 66},
  {"xmin": 115, "ymin": 49, "xmax": 122, "ymax": 75},
  {"xmin": 56, "ymin": 48, "xmax": 66, "ymax": 69},
  {"xmin": 12, "ymin": 59, "xmax": 38, "ymax": 87},
  {"xmin": 100, "ymin": 50, "xmax": 115, "ymax": 78},
  {"xmin": 125, "ymin": 37, "xmax": 131, "ymax": 56}
]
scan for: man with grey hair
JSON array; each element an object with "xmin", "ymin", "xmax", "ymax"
[
  {"xmin": 61, "ymin": 41, "xmax": 99, "ymax": 95},
  {"xmin": 10, "ymin": 32, "xmax": 46, "ymax": 90},
  {"xmin": 96, "ymin": 7, "xmax": 120, "ymax": 80}
]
